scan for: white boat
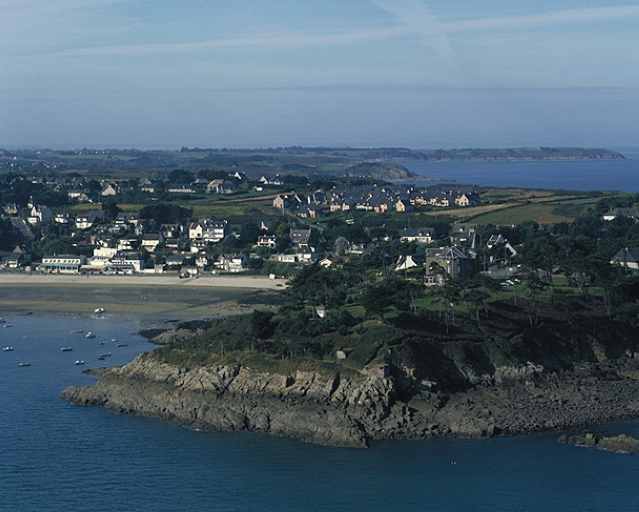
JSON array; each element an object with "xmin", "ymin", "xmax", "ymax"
[
  {"xmin": 17, "ymin": 362, "xmax": 31, "ymax": 367},
  {"xmin": 60, "ymin": 347, "xmax": 73, "ymax": 352},
  {"xmin": 116, "ymin": 343, "xmax": 128, "ymax": 348},
  {"xmin": 2, "ymin": 346, "xmax": 15, "ymax": 352},
  {"xmin": 85, "ymin": 332, "xmax": 96, "ymax": 339},
  {"xmin": 94, "ymin": 307, "xmax": 105, "ymax": 314},
  {"xmin": 74, "ymin": 360, "xmax": 86, "ymax": 366}
]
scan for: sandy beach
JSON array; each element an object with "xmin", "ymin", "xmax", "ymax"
[
  {"xmin": 0, "ymin": 273, "xmax": 287, "ymax": 290},
  {"xmin": 0, "ymin": 273, "xmax": 286, "ymax": 318}
]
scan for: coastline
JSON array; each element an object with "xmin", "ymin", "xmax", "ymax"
[
  {"xmin": 0, "ymin": 273, "xmax": 287, "ymax": 290},
  {"xmin": 62, "ymin": 352, "xmax": 639, "ymax": 448}
]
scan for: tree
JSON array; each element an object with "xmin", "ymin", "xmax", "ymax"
[
  {"xmin": 167, "ymin": 169, "xmax": 195, "ymax": 184},
  {"xmin": 139, "ymin": 204, "xmax": 192, "ymax": 224},
  {"xmin": 361, "ymin": 279, "xmax": 396, "ymax": 320},
  {"xmin": 102, "ymin": 200, "xmax": 121, "ymax": 221}
]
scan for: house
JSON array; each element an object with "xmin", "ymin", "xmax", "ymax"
[
  {"xmin": 257, "ymin": 234, "xmax": 277, "ymax": 248},
  {"xmin": 188, "ymin": 220, "xmax": 227, "ymax": 243},
  {"xmin": 319, "ymin": 257, "xmax": 334, "ymax": 268},
  {"xmin": 106, "ymin": 252, "xmax": 144, "ymax": 274},
  {"xmin": 450, "ymin": 224, "xmax": 477, "ymax": 248},
  {"xmin": 290, "ymin": 228, "xmax": 312, "ymax": 250},
  {"xmin": 166, "ymin": 186, "xmax": 195, "ymax": 195},
  {"xmin": 270, "ymin": 253, "xmax": 316, "ymax": 265},
  {"xmin": 424, "ymin": 246, "xmax": 472, "ymax": 285},
  {"xmin": 259, "ymin": 175, "xmax": 283, "ymax": 186},
  {"xmin": 68, "ymin": 191, "xmax": 91, "ymax": 202},
  {"xmin": 54, "ymin": 213, "xmax": 71, "ymax": 225},
  {"xmin": 101, "ymin": 183, "xmax": 120, "ymax": 197},
  {"xmin": 603, "ymin": 207, "xmax": 639, "ymax": 222},
  {"xmin": 116, "ymin": 237, "xmax": 138, "ymax": 252},
  {"xmin": 160, "ymin": 224, "xmax": 182, "ymax": 239},
  {"xmin": 3, "ymin": 203, "xmax": 18, "ymax": 215},
  {"xmin": 75, "ymin": 211, "xmax": 104, "ymax": 230},
  {"xmin": 454, "ymin": 192, "xmax": 479, "ymax": 207},
  {"xmin": 141, "ymin": 233, "xmax": 162, "ymax": 253},
  {"xmin": 206, "ymin": 179, "xmax": 226, "ymax": 194},
  {"xmin": 27, "ymin": 205, "xmax": 52, "ymax": 225},
  {"xmin": 215, "ymin": 254, "xmax": 248, "ymax": 273},
  {"xmin": 610, "ymin": 247, "xmax": 639, "ymax": 270},
  {"xmin": 273, "ymin": 194, "xmax": 292, "ymax": 210},
  {"xmin": 40, "ymin": 255, "xmax": 87, "ymax": 274},
  {"xmin": 400, "ymin": 228, "xmax": 435, "ymax": 245},
  {"xmin": 395, "ymin": 198, "xmax": 410, "ymax": 213}
]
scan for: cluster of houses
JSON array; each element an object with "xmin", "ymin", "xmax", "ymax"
[{"xmin": 273, "ymin": 186, "xmax": 479, "ymax": 219}]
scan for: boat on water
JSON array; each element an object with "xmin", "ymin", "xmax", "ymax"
[
  {"xmin": 2, "ymin": 346, "xmax": 15, "ymax": 352},
  {"xmin": 85, "ymin": 332, "xmax": 96, "ymax": 339},
  {"xmin": 116, "ymin": 343, "xmax": 128, "ymax": 348},
  {"xmin": 94, "ymin": 307, "xmax": 105, "ymax": 314},
  {"xmin": 60, "ymin": 347, "xmax": 73, "ymax": 352},
  {"xmin": 74, "ymin": 360, "xmax": 86, "ymax": 366},
  {"xmin": 2, "ymin": 324, "xmax": 13, "ymax": 328},
  {"xmin": 17, "ymin": 362, "xmax": 31, "ymax": 367},
  {"xmin": 72, "ymin": 330, "xmax": 85, "ymax": 335}
]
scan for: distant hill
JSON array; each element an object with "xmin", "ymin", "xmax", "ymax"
[{"xmin": 340, "ymin": 162, "xmax": 415, "ymax": 180}]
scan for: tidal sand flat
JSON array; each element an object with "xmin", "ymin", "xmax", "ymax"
[{"xmin": 0, "ymin": 281, "xmax": 283, "ymax": 319}]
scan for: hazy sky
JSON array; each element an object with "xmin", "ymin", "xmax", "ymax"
[{"xmin": 2, "ymin": 0, "xmax": 639, "ymax": 148}]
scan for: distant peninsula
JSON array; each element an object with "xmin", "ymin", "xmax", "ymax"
[{"xmin": 0, "ymin": 146, "xmax": 624, "ymax": 180}]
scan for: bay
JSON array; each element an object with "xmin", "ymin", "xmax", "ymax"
[
  {"xmin": 1, "ymin": 314, "xmax": 639, "ymax": 512},
  {"xmin": 404, "ymin": 148, "xmax": 639, "ymax": 192}
]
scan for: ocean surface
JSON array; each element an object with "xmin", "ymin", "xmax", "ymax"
[
  {"xmin": 2, "ymin": 313, "xmax": 639, "ymax": 512},
  {"xmin": 404, "ymin": 148, "xmax": 639, "ymax": 192}
]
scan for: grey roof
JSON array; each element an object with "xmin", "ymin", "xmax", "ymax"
[{"xmin": 612, "ymin": 247, "xmax": 639, "ymax": 263}]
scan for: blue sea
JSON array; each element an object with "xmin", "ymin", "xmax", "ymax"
[
  {"xmin": 404, "ymin": 148, "xmax": 639, "ymax": 192},
  {"xmin": 2, "ymin": 314, "xmax": 639, "ymax": 511}
]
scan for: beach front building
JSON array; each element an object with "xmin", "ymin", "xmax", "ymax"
[
  {"xmin": 105, "ymin": 252, "xmax": 144, "ymax": 274},
  {"xmin": 40, "ymin": 255, "xmax": 87, "ymax": 274}
]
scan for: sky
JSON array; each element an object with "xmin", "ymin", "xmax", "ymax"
[{"xmin": 1, "ymin": 0, "xmax": 639, "ymax": 149}]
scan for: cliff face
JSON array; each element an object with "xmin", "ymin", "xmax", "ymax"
[{"xmin": 62, "ymin": 352, "xmax": 639, "ymax": 447}]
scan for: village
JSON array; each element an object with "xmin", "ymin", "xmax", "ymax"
[
  {"xmin": 3, "ymin": 167, "xmax": 639, "ymax": 293},
  {"xmin": 0, "ymin": 169, "xmax": 494, "ymax": 283}
]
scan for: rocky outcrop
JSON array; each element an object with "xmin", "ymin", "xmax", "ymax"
[
  {"xmin": 559, "ymin": 432, "xmax": 639, "ymax": 454},
  {"xmin": 62, "ymin": 354, "xmax": 639, "ymax": 447}
]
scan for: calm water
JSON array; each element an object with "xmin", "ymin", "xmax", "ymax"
[
  {"xmin": 405, "ymin": 149, "xmax": 639, "ymax": 192},
  {"xmin": 2, "ymin": 314, "xmax": 639, "ymax": 512}
]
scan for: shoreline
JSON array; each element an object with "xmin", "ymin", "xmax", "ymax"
[
  {"xmin": 0, "ymin": 273, "xmax": 288, "ymax": 290},
  {"xmin": 62, "ymin": 353, "xmax": 639, "ymax": 448}
]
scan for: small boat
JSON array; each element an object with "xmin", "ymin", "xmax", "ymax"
[
  {"xmin": 111, "ymin": 338, "xmax": 118, "ymax": 343},
  {"xmin": 85, "ymin": 332, "xmax": 96, "ymax": 339},
  {"xmin": 2, "ymin": 324, "xmax": 13, "ymax": 328},
  {"xmin": 17, "ymin": 362, "xmax": 31, "ymax": 367},
  {"xmin": 116, "ymin": 343, "xmax": 128, "ymax": 348},
  {"xmin": 60, "ymin": 347, "xmax": 73, "ymax": 352},
  {"xmin": 74, "ymin": 360, "xmax": 86, "ymax": 366},
  {"xmin": 94, "ymin": 307, "xmax": 105, "ymax": 314},
  {"xmin": 72, "ymin": 330, "xmax": 85, "ymax": 335},
  {"xmin": 2, "ymin": 346, "xmax": 15, "ymax": 352}
]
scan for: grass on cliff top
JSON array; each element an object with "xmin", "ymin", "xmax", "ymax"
[{"xmin": 153, "ymin": 347, "xmax": 362, "ymax": 379}]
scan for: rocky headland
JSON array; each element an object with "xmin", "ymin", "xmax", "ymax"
[{"xmin": 63, "ymin": 346, "xmax": 639, "ymax": 447}]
